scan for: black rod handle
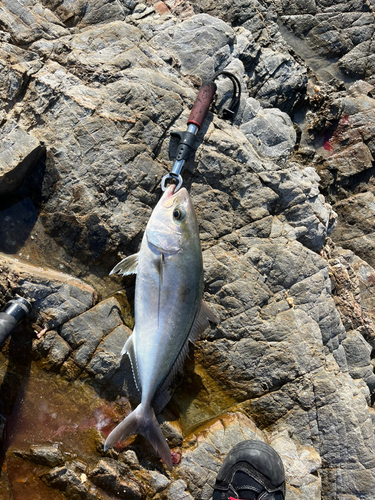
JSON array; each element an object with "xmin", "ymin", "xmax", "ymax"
[{"xmin": 0, "ymin": 297, "xmax": 32, "ymax": 348}]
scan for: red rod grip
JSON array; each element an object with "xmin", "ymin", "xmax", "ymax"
[{"xmin": 187, "ymin": 81, "xmax": 217, "ymax": 129}]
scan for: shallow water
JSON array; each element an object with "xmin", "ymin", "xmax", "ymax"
[
  {"xmin": 0, "ymin": 351, "xmax": 126, "ymax": 500},
  {"xmin": 278, "ymin": 22, "xmax": 357, "ymax": 87}
]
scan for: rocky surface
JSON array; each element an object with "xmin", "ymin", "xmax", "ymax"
[{"xmin": 1, "ymin": 1, "xmax": 375, "ymax": 500}]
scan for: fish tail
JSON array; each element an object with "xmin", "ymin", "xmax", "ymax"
[{"xmin": 103, "ymin": 403, "xmax": 173, "ymax": 470}]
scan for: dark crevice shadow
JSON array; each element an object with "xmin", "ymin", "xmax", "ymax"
[
  {"xmin": 0, "ymin": 325, "xmax": 34, "ymax": 468},
  {"xmin": 0, "ymin": 150, "xmax": 48, "ymax": 255}
]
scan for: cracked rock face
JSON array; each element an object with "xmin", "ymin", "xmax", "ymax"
[{"xmin": 1, "ymin": 1, "xmax": 375, "ymax": 500}]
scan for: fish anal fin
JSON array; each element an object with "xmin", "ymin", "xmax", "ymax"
[
  {"xmin": 153, "ymin": 302, "xmax": 218, "ymax": 414},
  {"xmin": 189, "ymin": 301, "xmax": 219, "ymax": 345},
  {"xmin": 153, "ymin": 340, "xmax": 190, "ymax": 414},
  {"xmin": 109, "ymin": 253, "xmax": 139, "ymax": 276},
  {"xmin": 153, "ymin": 388, "xmax": 172, "ymax": 416},
  {"xmin": 123, "ymin": 332, "xmax": 141, "ymax": 393}
]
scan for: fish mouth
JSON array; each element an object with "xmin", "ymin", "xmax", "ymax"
[
  {"xmin": 161, "ymin": 184, "xmax": 188, "ymax": 208},
  {"xmin": 147, "ymin": 239, "xmax": 181, "ymax": 254}
]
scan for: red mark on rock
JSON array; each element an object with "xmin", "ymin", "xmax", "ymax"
[
  {"xmin": 171, "ymin": 451, "xmax": 181, "ymax": 465},
  {"xmin": 341, "ymin": 114, "xmax": 349, "ymax": 125},
  {"xmin": 53, "ymin": 423, "xmax": 78, "ymax": 437},
  {"xmin": 323, "ymin": 133, "xmax": 333, "ymax": 152}
]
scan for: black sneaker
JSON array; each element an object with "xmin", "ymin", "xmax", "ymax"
[{"xmin": 212, "ymin": 440, "xmax": 286, "ymax": 500}]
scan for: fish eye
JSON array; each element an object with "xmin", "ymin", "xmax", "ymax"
[{"xmin": 173, "ymin": 208, "xmax": 185, "ymax": 221}]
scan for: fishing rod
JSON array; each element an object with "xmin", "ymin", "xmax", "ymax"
[
  {"xmin": 161, "ymin": 71, "xmax": 241, "ymax": 192},
  {"xmin": 0, "ymin": 297, "xmax": 32, "ymax": 348}
]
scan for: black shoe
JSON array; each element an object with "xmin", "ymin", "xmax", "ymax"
[{"xmin": 212, "ymin": 440, "xmax": 286, "ymax": 500}]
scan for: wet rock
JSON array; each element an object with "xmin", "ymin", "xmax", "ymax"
[
  {"xmin": 0, "ymin": 121, "xmax": 44, "ymax": 195},
  {"xmin": 0, "ymin": 254, "xmax": 97, "ymax": 331},
  {"xmin": 118, "ymin": 449, "xmax": 140, "ymax": 468},
  {"xmin": 86, "ymin": 324, "xmax": 131, "ymax": 382},
  {"xmin": 159, "ymin": 416, "xmax": 183, "ymax": 447},
  {"xmin": 15, "ymin": 444, "xmax": 65, "ymax": 467},
  {"xmin": 244, "ymin": 43, "xmax": 308, "ymax": 113},
  {"xmin": 88, "ymin": 458, "xmax": 143, "ymax": 499},
  {"xmin": 275, "ymin": 0, "xmax": 375, "ymax": 79},
  {"xmin": 60, "ymin": 296, "xmax": 125, "ymax": 372},
  {"xmin": 32, "ymin": 330, "xmax": 71, "ymax": 371},
  {"xmin": 41, "ymin": 466, "xmax": 102, "ymax": 500},
  {"xmin": 147, "ymin": 469, "xmax": 171, "ymax": 493}
]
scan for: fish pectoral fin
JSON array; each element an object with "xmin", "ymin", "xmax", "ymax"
[
  {"xmin": 109, "ymin": 253, "xmax": 139, "ymax": 276},
  {"xmin": 189, "ymin": 301, "xmax": 219, "ymax": 345},
  {"xmin": 123, "ymin": 333, "xmax": 141, "ymax": 392},
  {"xmin": 121, "ymin": 334, "xmax": 132, "ymax": 356}
]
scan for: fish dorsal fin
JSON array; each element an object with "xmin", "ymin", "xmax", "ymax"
[
  {"xmin": 109, "ymin": 253, "xmax": 139, "ymax": 276},
  {"xmin": 123, "ymin": 333, "xmax": 141, "ymax": 392},
  {"xmin": 153, "ymin": 301, "xmax": 218, "ymax": 414},
  {"xmin": 189, "ymin": 301, "xmax": 219, "ymax": 345}
]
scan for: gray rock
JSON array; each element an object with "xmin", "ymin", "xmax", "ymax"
[
  {"xmin": 0, "ymin": 42, "xmax": 42, "ymax": 107},
  {"xmin": 245, "ymin": 44, "xmax": 308, "ymax": 113},
  {"xmin": 41, "ymin": 466, "xmax": 101, "ymax": 500},
  {"xmin": 327, "ymin": 241, "xmax": 375, "ymax": 346},
  {"xmin": 164, "ymin": 479, "xmax": 194, "ymax": 500},
  {"xmin": 1, "ymin": 3, "xmax": 375, "ymax": 499},
  {"xmin": 240, "ymin": 98, "xmax": 297, "ymax": 161},
  {"xmin": 14, "ymin": 444, "xmax": 65, "ymax": 467},
  {"xmin": 60, "ymin": 296, "xmax": 124, "ymax": 370},
  {"xmin": 342, "ymin": 330, "xmax": 375, "ymax": 394},
  {"xmin": 29, "ymin": 444, "xmax": 65, "ymax": 467},
  {"xmin": 147, "ymin": 470, "xmax": 171, "ymax": 493},
  {"xmin": 150, "ymin": 14, "xmax": 236, "ymax": 76},
  {"xmin": 0, "ymin": 254, "xmax": 97, "ymax": 331},
  {"xmin": 330, "ymin": 188, "xmax": 375, "ymax": 269},
  {"xmin": 88, "ymin": 458, "xmax": 143, "ymax": 499},
  {"xmin": 275, "ymin": 0, "xmax": 375, "ymax": 79},
  {"xmin": 177, "ymin": 411, "xmax": 321, "ymax": 500},
  {"xmin": 0, "ymin": 121, "xmax": 44, "ymax": 195},
  {"xmin": 118, "ymin": 449, "xmax": 139, "ymax": 468},
  {"xmin": 32, "ymin": 330, "xmax": 71, "ymax": 371},
  {"xmin": 0, "ymin": 0, "xmax": 69, "ymax": 44},
  {"xmin": 86, "ymin": 324, "xmax": 131, "ymax": 382}
]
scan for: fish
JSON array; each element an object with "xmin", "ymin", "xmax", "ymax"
[{"xmin": 104, "ymin": 185, "xmax": 218, "ymax": 469}]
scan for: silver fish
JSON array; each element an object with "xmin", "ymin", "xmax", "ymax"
[{"xmin": 104, "ymin": 185, "xmax": 218, "ymax": 469}]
